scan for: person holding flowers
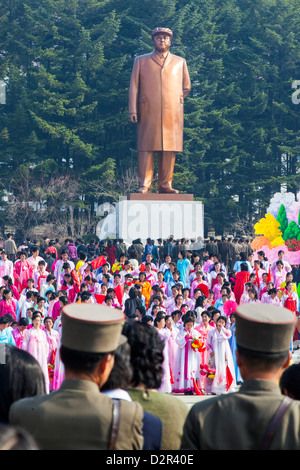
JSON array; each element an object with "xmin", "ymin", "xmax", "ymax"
[
  {"xmin": 173, "ymin": 312, "xmax": 204, "ymax": 395},
  {"xmin": 195, "ymin": 311, "xmax": 215, "ymax": 393},
  {"xmin": 206, "ymin": 315, "xmax": 236, "ymax": 394}
]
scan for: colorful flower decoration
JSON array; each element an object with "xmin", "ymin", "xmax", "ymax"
[
  {"xmin": 285, "ymin": 239, "xmax": 300, "ymax": 252},
  {"xmin": 48, "ymin": 363, "xmax": 54, "ymax": 380},
  {"xmin": 200, "ymin": 363, "xmax": 216, "ymax": 379},
  {"xmin": 254, "ymin": 213, "xmax": 282, "ymax": 242},
  {"xmin": 251, "ymin": 236, "xmax": 271, "ymax": 250},
  {"xmin": 252, "ymin": 192, "xmax": 300, "ymax": 263},
  {"xmin": 191, "ymin": 338, "xmax": 206, "ymax": 352}
]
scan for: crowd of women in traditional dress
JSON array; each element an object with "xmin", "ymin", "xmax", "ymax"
[{"xmin": 0, "ymin": 240, "xmax": 298, "ymax": 397}]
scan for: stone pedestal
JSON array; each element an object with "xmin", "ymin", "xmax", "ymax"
[
  {"xmin": 127, "ymin": 193, "xmax": 194, "ymax": 201},
  {"xmin": 117, "ymin": 194, "xmax": 204, "ymax": 243}
]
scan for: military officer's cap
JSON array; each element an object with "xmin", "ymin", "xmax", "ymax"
[
  {"xmin": 151, "ymin": 27, "xmax": 173, "ymax": 38},
  {"xmin": 235, "ymin": 303, "xmax": 296, "ymax": 353},
  {"xmin": 62, "ymin": 303, "xmax": 126, "ymax": 353}
]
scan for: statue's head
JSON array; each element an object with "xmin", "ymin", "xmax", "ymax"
[{"xmin": 151, "ymin": 27, "xmax": 173, "ymax": 54}]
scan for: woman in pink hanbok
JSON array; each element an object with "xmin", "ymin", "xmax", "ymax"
[
  {"xmin": 22, "ymin": 312, "xmax": 49, "ymax": 394},
  {"xmin": 206, "ymin": 316, "xmax": 236, "ymax": 394},
  {"xmin": 182, "ymin": 288, "xmax": 195, "ymax": 310},
  {"xmin": 173, "ymin": 312, "xmax": 203, "ymax": 394},
  {"xmin": 210, "ymin": 262, "xmax": 226, "ymax": 289},
  {"xmin": 245, "ymin": 288, "xmax": 261, "ymax": 304},
  {"xmin": 261, "ymin": 288, "xmax": 281, "ymax": 306},
  {"xmin": 154, "ymin": 316, "xmax": 172, "ymax": 394},
  {"xmin": 260, "ymin": 281, "xmax": 275, "ymax": 303},
  {"xmin": 212, "ymin": 273, "xmax": 225, "ymax": 301},
  {"xmin": 46, "ymin": 292, "xmax": 58, "ymax": 318},
  {"xmin": 13, "ymin": 251, "xmax": 33, "ymax": 293},
  {"xmin": 52, "ymin": 323, "xmax": 65, "ymax": 391},
  {"xmin": 195, "ymin": 311, "xmax": 215, "ymax": 393},
  {"xmin": 239, "ymin": 282, "xmax": 253, "ymax": 305},
  {"xmin": 273, "ymin": 261, "xmax": 286, "ymax": 289},
  {"xmin": 258, "ymin": 272, "xmax": 269, "ymax": 300},
  {"xmin": 155, "ymin": 271, "xmax": 168, "ymax": 295},
  {"xmin": 190, "ymin": 272, "xmax": 209, "ymax": 299},
  {"xmin": 11, "ymin": 318, "xmax": 29, "ymax": 348},
  {"xmin": 44, "ymin": 316, "xmax": 60, "ymax": 391},
  {"xmin": 0, "ymin": 289, "xmax": 17, "ymax": 321},
  {"xmin": 145, "ymin": 263, "xmax": 158, "ymax": 288},
  {"xmin": 52, "ymin": 294, "xmax": 69, "ymax": 323},
  {"xmin": 174, "ymin": 293, "xmax": 185, "ymax": 314},
  {"xmin": 3, "ymin": 275, "xmax": 20, "ymax": 301},
  {"xmin": 78, "ymin": 262, "xmax": 96, "ymax": 284},
  {"xmin": 202, "ymin": 256, "xmax": 214, "ymax": 274}
]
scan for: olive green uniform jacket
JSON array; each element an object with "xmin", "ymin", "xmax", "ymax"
[
  {"xmin": 181, "ymin": 379, "xmax": 300, "ymax": 450},
  {"xmin": 9, "ymin": 379, "xmax": 144, "ymax": 450},
  {"xmin": 128, "ymin": 388, "xmax": 188, "ymax": 450}
]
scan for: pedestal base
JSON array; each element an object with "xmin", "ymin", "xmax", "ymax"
[
  {"xmin": 127, "ymin": 193, "xmax": 194, "ymax": 201},
  {"xmin": 117, "ymin": 195, "xmax": 204, "ymax": 242}
]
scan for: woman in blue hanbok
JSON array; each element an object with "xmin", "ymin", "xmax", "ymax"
[
  {"xmin": 0, "ymin": 316, "xmax": 16, "ymax": 345},
  {"xmin": 229, "ymin": 313, "xmax": 243, "ymax": 384},
  {"xmin": 177, "ymin": 251, "xmax": 191, "ymax": 287}
]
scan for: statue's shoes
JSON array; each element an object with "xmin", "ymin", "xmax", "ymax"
[
  {"xmin": 159, "ymin": 187, "xmax": 179, "ymax": 194},
  {"xmin": 138, "ymin": 186, "xmax": 149, "ymax": 194}
]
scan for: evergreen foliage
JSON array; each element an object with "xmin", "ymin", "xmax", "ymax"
[
  {"xmin": 283, "ymin": 221, "xmax": 300, "ymax": 241},
  {"xmin": 277, "ymin": 203, "xmax": 288, "ymax": 234},
  {"xmin": 0, "ymin": 0, "xmax": 300, "ymax": 236}
]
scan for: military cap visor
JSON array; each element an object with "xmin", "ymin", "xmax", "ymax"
[
  {"xmin": 235, "ymin": 304, "xmax": 296, "ymax": 354},
  {"xmin": 62, "ymin": 303, "xmax": 126, "ymax": 353},
  {"xmin": 151, "ymin": 27, "xmax": 173, "ymax": 38}
]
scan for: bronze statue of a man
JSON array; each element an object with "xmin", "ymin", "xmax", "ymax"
[{"xmin": 129, "ymin": 27, "xmax": 191, "ymax": 194}]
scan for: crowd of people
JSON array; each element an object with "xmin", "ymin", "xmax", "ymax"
[
  {"xmin": 0, "ymin": 233, "xmax": 300, "ymax": 450},
  {"xmin": 0, "ymin": 233, "xmax": 299, "ymax": 398}
]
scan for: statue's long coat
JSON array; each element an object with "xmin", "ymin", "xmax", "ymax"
[{"xmin": 129, "ymin": 51, "xmax": 191, "ymax": 152}]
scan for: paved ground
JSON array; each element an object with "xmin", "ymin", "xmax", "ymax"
[
  {"xmin": 172, "ymin": 385, "xmax": 241, "ymax": 409},
  {"xmin": 171, "ymin": 351, "xmax": 300, "ymax": 409},
  {"xmin": 172, "ymin": 393, "xmax": 212, "ymax": 408}
]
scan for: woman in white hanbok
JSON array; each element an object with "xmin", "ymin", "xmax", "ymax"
[
  {"xmin": 154, "ymin": 316, "xmax": 172, "ymax": 394},
  {"xmin": 165, "ymin": 315, "xmax": 178, "ymax": 379},
  {"xmin": 206, "ymin": 316, "xmax": 236, "ymax": 394},
  {"xmin": 173, "ymin": 313, "xmax": 202, "ymax": 394}
]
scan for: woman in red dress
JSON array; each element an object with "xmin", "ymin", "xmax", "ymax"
[
  {"xmin": 234, "ymin": 263, "xmax": 250, "ymax": 304},
  {"xmin": 104, "ymin": 240, "xmax": 116, "ymax": 271}
]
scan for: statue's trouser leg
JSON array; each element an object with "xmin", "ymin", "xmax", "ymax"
[
  {"xmin": 138, "ymin": 151, "xmax": 155, "ymax": 189},
  {"xmin": 158, "ymin": 151, "xmax": 176, "ymax": 191}
]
